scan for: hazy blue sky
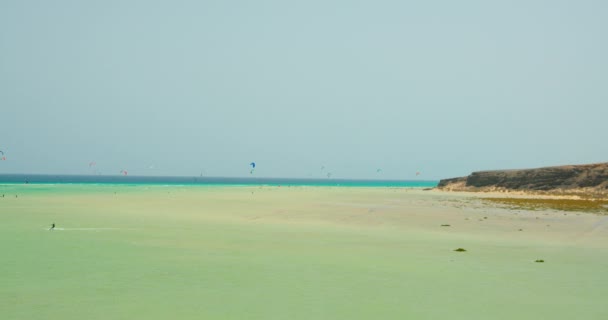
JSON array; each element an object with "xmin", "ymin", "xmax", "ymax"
[{"xmin": 1, "ymin": 0, "xmax": 607, "ymax": 179}]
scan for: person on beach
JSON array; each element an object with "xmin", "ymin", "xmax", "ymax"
[{"xmin": 50, "ymin": 223, "xmax": 55, "ymax": 231}]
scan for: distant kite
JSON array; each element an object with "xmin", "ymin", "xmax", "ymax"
[
  {"xmin": 89, "ymin": 161, "xmax": 96, "ymax": 167},
  {"xmin": 120, "ymin": 170, "xmax": 128, "ymax": 176},
  {"xmin": 1, "ymin": 157, "xmax": 5, "ymax": 161},
  {"xmin": 0, "ymin": 150, "xmax": 4, "ymax": 155},
  {"xmin": 416, "ymin": 171, "xmax": 421, "ymax": 176},
  {"xmin": 376, "ymin": 169, "xmax": 382, "ymax": 173},
  {"xmin": 327, "ymin": 172, "xmax": 332, "ymax": 178},
  {"xmin": 250, "ymin": 162, "xmax": 256, "ymax": 169}
]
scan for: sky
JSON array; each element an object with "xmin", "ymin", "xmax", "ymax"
[{"xmin": 1, "ymin": 0, "xmax": 607, "ymax": 180}]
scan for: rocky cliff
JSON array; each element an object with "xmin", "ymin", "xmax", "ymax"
[{"xmin": 438, "ymin": 162, "xmax": 608, "ymax": 197}]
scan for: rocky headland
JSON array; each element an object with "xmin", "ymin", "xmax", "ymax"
[{"xmin": 438, "ymin": 162, "xmax": 608, "ymax": 199}]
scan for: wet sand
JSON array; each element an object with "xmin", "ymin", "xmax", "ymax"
[{"xmin": 1, "ymin": 185, "xmax": 607, "ymax": 319}]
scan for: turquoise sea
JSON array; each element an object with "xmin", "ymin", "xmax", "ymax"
[{"xmin": 0, "ymin": 174, "xmax": 437, "ymax": 188}]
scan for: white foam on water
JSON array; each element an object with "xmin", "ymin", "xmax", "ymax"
[{"xmin": 43, "ymin": 227, "xmax": 134, "ymax": 231}]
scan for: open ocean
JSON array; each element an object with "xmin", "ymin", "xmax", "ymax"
[{"xmin": 0, "ymin": 174, "xmax": 437, "ymax": 188}]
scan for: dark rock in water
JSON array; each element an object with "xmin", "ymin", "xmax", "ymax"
[
  {"xmin": 437, "ymin": 162, "xmax": 608, "ymax": 197},
  {"xmin": 454, "ymin": 248, "xmax": 467, "ymax": 252},
  {"xmin": 535, "ymin": 259, "xmax": 545, "ymax": 263}
]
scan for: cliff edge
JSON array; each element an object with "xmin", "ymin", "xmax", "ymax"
[{"xmin": 438, "ymin": 162, "xmax": 608, "ymax": 198}]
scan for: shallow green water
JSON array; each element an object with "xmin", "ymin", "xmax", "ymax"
[{"xmin": 2, "ymin": 185, "xmax": 607, "ymax": 319}]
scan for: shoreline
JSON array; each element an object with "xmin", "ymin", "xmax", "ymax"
[
  {"xmin": 430, "ymin": 188, "xmax": 608, "ymax": 214},
  {"xmin": 432, "ymin": 187, "xmax": 608, "ymax": 200}
]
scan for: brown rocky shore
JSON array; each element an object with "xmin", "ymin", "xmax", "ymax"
[{"xmin": 437, "ymin": 162, "xmax": 608, "ymax": 199}]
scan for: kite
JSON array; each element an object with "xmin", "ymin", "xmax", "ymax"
[{"xmin": 120, "ymin": 170, "xmax": 128, "ymax": 176}]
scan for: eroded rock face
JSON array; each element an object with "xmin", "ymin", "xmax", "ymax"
[
  {"xmin": 438, "ymin": 163, "xmax": 608, "ymax": 195},
  {"xmin": 437, "ymin": 177, "xmax": 467, "ymax": 189}
]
